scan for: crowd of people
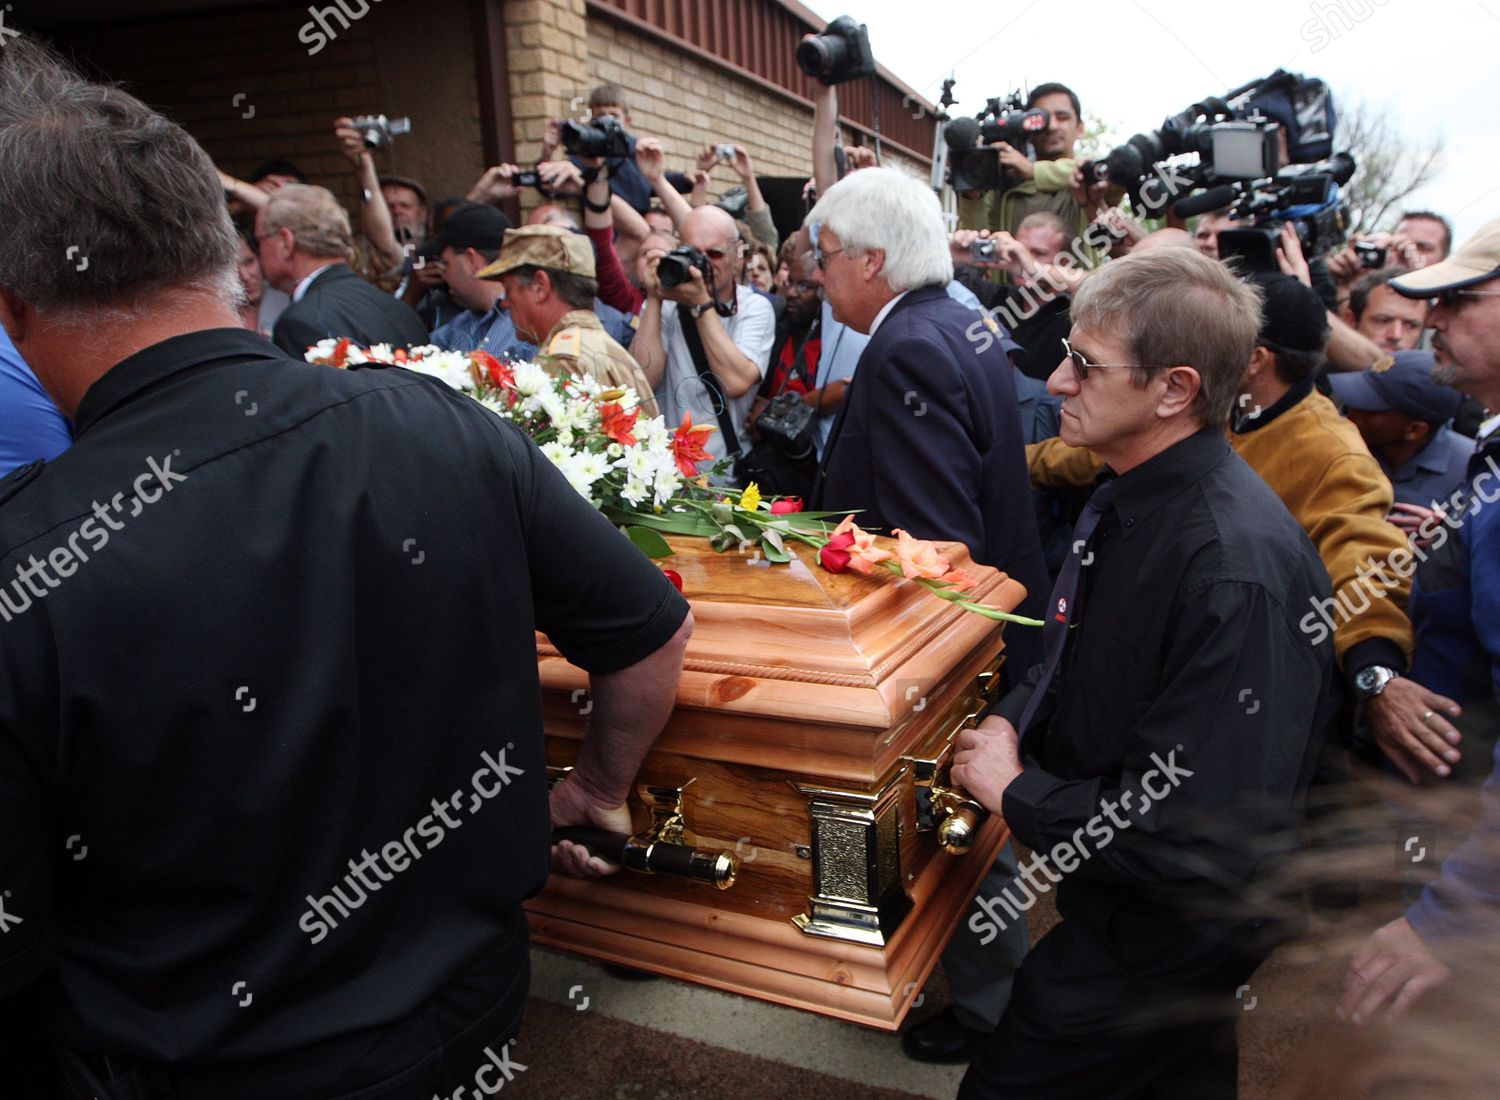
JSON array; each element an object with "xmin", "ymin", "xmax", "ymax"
[{"xmin": 1, "ymin": 28, "xmax": 1499, "ymax": 1100}]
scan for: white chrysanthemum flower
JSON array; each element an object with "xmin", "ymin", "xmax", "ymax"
[
  {"xmin": 621, "ymin": 477, "xmax": 650, "ymax": 507},
  {"xmin": 635, "ymin": 416, "xmax": 669, "ymax": 449},
  {"xmin": 540, "ymin": 441, "xmax": 574, "ymax": 466},
  {"xmin": 558, "ymin": 428, "xmax": 575, "ymax": 447},
  {"xmin": 512, "ymin": 361, "xmax": 550, "ymax": 397},
  {"xmin": 605, "ymin": 442, "xmax": 624, "ymax": 458},
  {"xmin": 570, "ymin": 373, "xmax": 603, "ymax": 396},
  {"xmin": 622, "ymin": 446, "xmax": 655, "ymax": 479}
]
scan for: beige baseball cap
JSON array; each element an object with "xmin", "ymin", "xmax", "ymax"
[
  {"xmin": 476, "ymin": 224, "xmax": 596, "ymax": 281},
  {"xmin": 1391, "ymin": 217, "xmax": 1500, "ymax": 297}
]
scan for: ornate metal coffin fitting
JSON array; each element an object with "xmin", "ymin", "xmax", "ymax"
[
  {"xmin": 547, "ymin": 769, "xmax": 737, "ymax": 889},
  {"xmin": 791, "ymin": 777, "xmax": 912, "ymax": 948},
  {"xmin": 908, "ymin": 649, "xmax": 1004, "ymax": 855}
]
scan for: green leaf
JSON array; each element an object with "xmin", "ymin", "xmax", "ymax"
[
  {"xmin": 626, "ymin": 526, "xmax": 673, "ymax": 558},
  {"xmin": 760, "ymin": 536, "xmax": 793, "ymax": 563},
  {"xmin": 761, "ymin": 527, "xmax": 786, "ymax": 554}
]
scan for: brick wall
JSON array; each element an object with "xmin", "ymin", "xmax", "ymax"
[{"xmin": 52, "ymin": 0, "xmax": 487, "ymax": 213}]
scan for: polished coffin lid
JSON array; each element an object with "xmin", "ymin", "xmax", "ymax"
[{"xmin": 536, "ymin": 533, "xmax": 1028, "ymax": 785}]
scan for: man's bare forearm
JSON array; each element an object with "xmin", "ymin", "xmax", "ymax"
[
  {"xmin": 571, "ymin": 614, "xmax": 693, "ymax": 807},
  {"xmin": 697, "ymin": 313, "xmax": 760, "ymax": 397}
]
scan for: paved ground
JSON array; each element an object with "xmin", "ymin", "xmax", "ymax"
[{"xmin": 501, "ymin": 885, "xmax": 1372, "ymax": 1100}]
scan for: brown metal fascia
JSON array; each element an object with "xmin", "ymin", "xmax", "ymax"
[{"xmin": 585, "ymin": 0, "xmax": 933, "ymax": 166}]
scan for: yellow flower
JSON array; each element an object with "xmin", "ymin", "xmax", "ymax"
[{"xmin": 739, "ymin": 482, "xmax": 762, "ymax": 512}]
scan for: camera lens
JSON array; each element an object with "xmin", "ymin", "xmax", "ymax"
[{"xmin": 796, "ymin": 34, "xmax": 845, "ymax": 78}]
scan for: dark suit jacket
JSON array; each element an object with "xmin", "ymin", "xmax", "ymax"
[
  {"xmin": 812, "ymin": 285, "xmax": 1049, "ymax": 670},
  {"xmin": 272, "ymin": 264, "xmax": 428, "ymax": 357}
]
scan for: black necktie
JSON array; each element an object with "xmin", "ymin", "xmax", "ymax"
[{"xmin": 1015, "ymin": 480, "xmax": 1115, "ymax": 740}]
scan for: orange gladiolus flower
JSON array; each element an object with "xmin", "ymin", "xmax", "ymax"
[
  {"xmin": 599, "ymin": 402, "xmax": 640, "ymax": 446},
  {"xmin": 939, "ymin": 568, "xmax": 978, "ymax": 591},
  {"xmin": 891, "ymin": 529, "xmax": 951, "ymax": 580},
  {"xmin": 831, "ymin": 515, "xmax": 894, "ymax": 575},
  {"xmin": 669, "ymin": 412, "xmax": 716, "ymax": 477}
]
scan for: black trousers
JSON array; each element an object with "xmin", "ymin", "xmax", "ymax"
[{"xmin": 958, "ymin": 902, "xmax": 1269, "ymax": 1100}]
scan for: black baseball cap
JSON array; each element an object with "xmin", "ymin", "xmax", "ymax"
[
  {"xmin": 430, "ymin": 203, "xmax": 512, "ymax": 255},
  {"xmin": 1328, "ymin": 350, "xmax": 1464, "ymax": 424},
  {"xmin": 249, "ymin": 159, "xmax": 307, "ymax": 184}
]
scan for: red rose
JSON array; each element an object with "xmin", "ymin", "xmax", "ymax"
[
  {"xmin": 770, "ymin": 498, "xmax": 804, "ymax": 514},
  {"xmin": 662, "ymin": 569, "xmax": 683, "ymax": 591},
  {"xmin": 818, "ymin": 530, "xmax": 854, "ymax": 574}
]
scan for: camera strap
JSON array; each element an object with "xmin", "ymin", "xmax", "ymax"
[
  {"xmin": 761, "ymin": 318, "xmax": 820, "ymax": 399},
  {"xmin": 678, "ymin": 306, "xmax": 742, "ymax": 459}
]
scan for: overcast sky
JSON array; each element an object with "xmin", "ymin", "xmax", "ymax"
[{"xmin": 806, "ymin": 0, "xmax": 1499, "ymax": 243}]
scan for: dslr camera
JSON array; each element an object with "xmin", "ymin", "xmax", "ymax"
[
  {"xmin": 796, "ymin": 16, "xmax": 875, "ymax": 86},
  {"xmin": 560, "ymin": 114, "xmax": 632, "ymax": 159},
  {"xmin": 658, "ymin": 245, "xmax": 712, "ymax": 289},
  {"xmin": 350, "ymin": 115, "xmax": 412, "ymax": 149}
]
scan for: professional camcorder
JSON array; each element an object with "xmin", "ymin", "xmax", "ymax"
[
  {"xmin": 658, "ymin": 245, "xmax": 712, "ymax": 289},
  {"xmin": 1215, "ymin": 152, "xmax": 1356, "ymax": 271},
  {"xmin": 350, "ymin": 115, "xmax": 411, "ymax": 148},
  {"xmin": 561, "ymin": 114, "xmax": 631, "ymax": 159},
  {"xmin": 942, "ymin": 92, "xmax": 1050, "ymax": 192},
  {"xmin": 796, "ymin": 16, "xmax": 875, "ymax": 86},
  {"xmin": 1082, "ymin": 70, "xmax": 1338, "ymax": 216}
]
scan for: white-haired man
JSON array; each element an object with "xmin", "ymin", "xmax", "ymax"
[{"xmin": 808, "ymin": 167, "xmax": 1048, "ymax": 651}]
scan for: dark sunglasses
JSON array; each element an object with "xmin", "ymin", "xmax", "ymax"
[
  {"xmin": 1060, "ymin": 337, "xmax": 1135, "ymax": 382},
  {"xmin": 1435, "ymin": 288, "xmax": 1500, "ymax": 310}
]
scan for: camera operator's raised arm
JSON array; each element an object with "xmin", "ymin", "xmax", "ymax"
[{"xmin": 333, "ymin": 115, "xmax": 403, "ymax": 277}]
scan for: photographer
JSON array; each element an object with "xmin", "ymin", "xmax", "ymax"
[
  {"xmin": 957, "ymin": 82, "xmax": 1086, "ymax": 239},
  {"xmin": 1326, "ymin": 209, "xmax": 1454, "ymax": 292},
  {"xmin": 541, "ymin": 85, "xmax": 694, "ymax": 216},
  {"xmin": 740, "ymin": 248, "xmax": 827, "ymax": 496},
  {"xmin": 631, "ymin": 205, "xmax": 774, "ymax": 482}
]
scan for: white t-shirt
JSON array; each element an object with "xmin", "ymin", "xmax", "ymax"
[{"xmin": 655, "ymin": 285, "xmax": 776, "ymax": 470}]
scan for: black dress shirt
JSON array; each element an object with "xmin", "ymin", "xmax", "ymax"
[
  {"xmin": 991, "ymin": 427, "xmax": 1338, "ymax": 928},
  {"xmin": 0, "ymin": 329, "xmax": 687, "ymax": 1087}
]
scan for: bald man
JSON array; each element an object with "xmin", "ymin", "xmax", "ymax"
[{"xmin": 631, "ymin": 205, "xmax": 775, "ymax": 479}]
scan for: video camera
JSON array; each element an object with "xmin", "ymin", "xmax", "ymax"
[
  {"xmin": 942, "ymin": 92, "xmax": 1050, "ymax": 192},
  {"xmin": 350, "ymin": 115, "xmax": 411, "ymax": 149},
  {"xmin": 1084, "ymin": 70, "xmax": 1338, "ymax": 217},
  {"xmin": 797, "ymin": 16, "xmax": 875, "ymax": 86},
  {"xmin": 561, "ymin": 114, "xmax": 631, "ymax": 159},
  {"xmin": 1215, "ymin": 153, "xmax": 1356, "ymax": 271}
]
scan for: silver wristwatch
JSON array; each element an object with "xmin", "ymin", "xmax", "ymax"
[{"xmin": 1353, "ymin": 665, "xmax": 1400, "ymax": 700}]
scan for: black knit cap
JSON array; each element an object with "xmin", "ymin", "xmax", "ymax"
[{"xmin": 1245, "ymin": 271, "xmax": 1329, "ymax": 353}]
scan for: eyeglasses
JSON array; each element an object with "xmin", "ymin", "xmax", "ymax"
[
  {"xmin": 1435, "ymin": 288, "xmax": 1500, "ymax": 310},
  {"xmin": 1060, "ymin": 337, "xmax": 1137, "ymax": 382},
  {"xmin": 815, "ymin": 247, "xmax": 846, "ymax": 270}
]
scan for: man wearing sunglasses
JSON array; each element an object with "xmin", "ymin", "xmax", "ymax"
[
  {"xmin": 1338, "ymin": 219, "xmax": 1500, "ymax": 1025},
  {"xmin": 950, "ymin": 248, "xmax": 1337, "ymax": 1098},
  {"xmin": 633, "ymin": 205, "xmax": 775, "ymax": 479}
]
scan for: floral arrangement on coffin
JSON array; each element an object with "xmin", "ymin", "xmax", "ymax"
[{"xmin": 303, "ymin": 340, "xmax": 1042, "ymax": 627}]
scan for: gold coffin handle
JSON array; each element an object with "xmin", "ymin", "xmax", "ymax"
[
  {"xmin": 552, "ymin": 826, "xmax": 738, "ymax": 889},
  {"xmin": 908, "ymin": 707, "xmax": 991, "ymax": 855}
]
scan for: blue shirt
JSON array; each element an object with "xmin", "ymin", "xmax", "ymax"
[
  {"xmin": 430, "ymin": 299, "xmax": 636, "ymax": 361},
  {"xmin": 0, "ymin": 328, "xmax": 71, "ymax": 476},
  {"xmin": 429, "ymin": 303, "xmax": 537, "ymax": 361},
  {"xmin": 1384, "ymin": 425, "xmax": 1474, "ymax": 508}
]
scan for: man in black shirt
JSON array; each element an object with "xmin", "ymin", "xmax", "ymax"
[
  {"xmin": 0, "ymin": 39, "xmax": 691, "ymax": 1098},
  {"xmin": 951, "ymin": 248, "xmax": 1339, "ymax": 1099}
]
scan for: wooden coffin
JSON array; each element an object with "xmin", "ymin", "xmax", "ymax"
[{"xmin": 526, "ymin": 534, "xmax": 1027, "ymax": 1030}]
